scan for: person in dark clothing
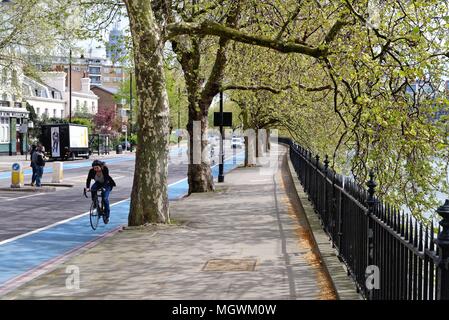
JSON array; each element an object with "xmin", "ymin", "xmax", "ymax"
[
  {"xmin": 29, "ymin": 144, "xmax": 37, "ymax": 186},
  {"xmin": 85, "ymin": 160, "xmax": 116, "ymax": 223},
  {"xmin": 32, "ymin": 146, "xmax": 46, "ymax": 187}
]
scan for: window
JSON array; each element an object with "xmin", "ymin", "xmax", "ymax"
[
  {"xmin": 90, "ymin": 76, "xmax": 101, "ymax": 84},
  {"xmin": 89, "ymin": 67, "xmax": 101, "ymax": 74},
  {"xmin": 76, "ymin": 100, "xmax": 80, "ymax": 108},
  {"xmin": 0, "ymin": 117, "xmax": 10, "ymax": 143},
  {"xmin": 1, "ymin": 69, "xmax": 7, "ymax": 84},
  {"xmin": 60, "ymin": 110, "xmax": 64, "ymax": 118},
  {"xmin": 84, "ymin": 101, "xmax": 87, "ymax": 108},
  {"xmin": 23, "ymin": 85, "xmax": 31, "ymax": 96},
  {"xmin": 2, "ymin": 94, "xmax": 7, "ymax": 101},
  {"xmin": 53, "ymin": 109, "xmax": 56, "ymax": 117},
  {"xmin": 36, "ymin": 107, "xmax": 40, "ymax": 115},
  {"xmin": 11, "ymin": 70, "xmax": 18, "ymax": 86},
  {"xmin": 12, "ymin": 94, "xmax": 16, "ymax": 102},
  {"xmin": 44, "ymin": 108, "xmax": 48, "ymax": 116}
]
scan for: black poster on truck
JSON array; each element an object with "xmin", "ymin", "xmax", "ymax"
[{"xmin": 51, "ymin": 126, "xmax": 60, "ymax": 158}]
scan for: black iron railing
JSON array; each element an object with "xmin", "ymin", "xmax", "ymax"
[{"xmin": 279, "ymin": 137, "xmax": 449, "ymax": 300}]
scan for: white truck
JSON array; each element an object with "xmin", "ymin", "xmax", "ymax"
[{"xmin": 41, "ymin": 124, "xmax": 90, "ymax": 160}]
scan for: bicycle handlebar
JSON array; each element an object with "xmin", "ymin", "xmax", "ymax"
[{"xmin": 84, "ymin": 187, "xmax": 105, "ymax": 198}]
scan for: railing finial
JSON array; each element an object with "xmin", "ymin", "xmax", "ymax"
[
  {"xmin": 436, "ymin": 199, "xmax": 449, "ymax": 299},
  {"xmin": 436, "ymin": 200, "xmax": 449, "ymax": 246},
  {"xmin": 324, "ymin": 155, "xmax": 329, "ymax": 171},
  {"xmin": 366, "ymin": 170, "xmax": 377, "ymax": 207}
]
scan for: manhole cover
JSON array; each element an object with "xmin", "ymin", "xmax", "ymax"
[{"xmin": 202, "ymin": 259, "xmax": 257, "ymax": 272}]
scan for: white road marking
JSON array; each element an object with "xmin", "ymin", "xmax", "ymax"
[{"xmin": 3, "ymin": 193, "xmax": 44, "ymax": 202}]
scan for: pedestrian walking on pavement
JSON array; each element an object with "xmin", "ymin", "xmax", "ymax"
[
  {"xmin": 32, "ymin": 146, "xmax": 46, "ymax": 187},
  {"xmin": 29, "ymin": 144, "xmax": 37, "ymax": 186}
]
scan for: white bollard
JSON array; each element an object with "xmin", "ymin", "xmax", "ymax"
[{"xmin": 52, "ymin": 162, "xmax": 63, "ymax": 183}]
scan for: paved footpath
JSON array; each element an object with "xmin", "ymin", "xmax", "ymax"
[{"xmin": 1, "ymin": 145, "xmax": 337, "ymax": 300}]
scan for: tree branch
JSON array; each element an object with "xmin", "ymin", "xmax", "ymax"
[
  {"xmin": 166, "ymin": 20, "xmax": 328, "ymax": 58},
  {"xmin": 324, "ymin": 19, "xmax": 349, "ymax": 44},
  {"xmin": 221, "ymin": 83, "xmax": 332, "ymax": 93}
]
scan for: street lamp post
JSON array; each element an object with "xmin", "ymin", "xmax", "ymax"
[
  {"xmin": 69, "ymin": 48, "xmax": 72, "ymax": 123},
  {"xmin": 178, "ymin": 87, "xmax": 181, "ymax": 150},
  {"xmin": 129, "ymin": 72, "xmax": 132, "ymax": 134},
  {"xmin": 25, "ymin": 121, "xmax": 33, "ymax": 161},
  {"xmin": 218, "ymin": 90, "xmax": 224, "ymax": 183}
]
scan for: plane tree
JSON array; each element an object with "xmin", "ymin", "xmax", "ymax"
[{"xmin": 115, "ymin": 0, "xmax": 449, "ymax": 223}]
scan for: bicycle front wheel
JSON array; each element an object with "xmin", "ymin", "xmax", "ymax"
[{"xmin": 90, "ymin": 202, "xmax": 100, "ymax": 230}]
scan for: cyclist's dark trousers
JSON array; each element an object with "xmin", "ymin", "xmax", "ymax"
[{"xmin": 91, "ymin": 182, "xmax": 112, "ymax": 218}]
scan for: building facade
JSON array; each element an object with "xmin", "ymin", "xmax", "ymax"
[
  {"xmin": 0, "ymin": 61, "xmax": 29, "ymax": 155},
  {"xmin": 106, "ymin": 27, "xmax": 126, "ymax": 64},
  {"xmin": 40, "ymin": 72, "xmax": 99, "ymax": 118},
  {"xmin": 34, "ymin": 55, "xmax": 127, "ymax": 90},
  {"xmin": 23, "ymin": 76, "xmax": 66, "ymax": 119}
]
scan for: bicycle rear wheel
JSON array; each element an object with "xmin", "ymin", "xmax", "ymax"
[{"xmin": 90, "ymin": 202, "xmax": 100, "ymax": 230}]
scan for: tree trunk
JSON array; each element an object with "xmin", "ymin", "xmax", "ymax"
[
  {"xmin": 173, "ymin": 2, "xmax": 240, "ymax": 193},
  {"xmin": 266, "ymin": 128, "xmax": 271, "ymax": 151},
  {"xmin": 125, "ymin": 0, "xmax": 170, "ymax": 225},
  {"xmin": 187, "ymin": 107, "xmax": 214, "ymax": 193},
  {"xmin": 255, "ymin": 128, "xmax": 259, "ymax": 158},
  {"xmin": 247, "ymin": 129, "xmax": 257, "ymax": 166},
  {"xmin": 244, "ymin": 135, "xmax": 249, "ymax": 167}
]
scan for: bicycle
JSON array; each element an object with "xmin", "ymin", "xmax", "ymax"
[{"xmin": 84, "ymin": 187, "xmax": 108, "ymax": 230}]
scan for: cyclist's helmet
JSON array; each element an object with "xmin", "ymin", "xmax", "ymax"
[{"xmin": 91, "ymin": 160, "xmax": 104, "ymax": 167}]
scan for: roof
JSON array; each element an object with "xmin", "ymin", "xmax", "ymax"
[
  {"xmin": 90, "ymin": 85, "xmax": 119, "ymax": 95},
  {"xmin": 23, "ymin": 75, "xmax": 62, "ymax": 93}
]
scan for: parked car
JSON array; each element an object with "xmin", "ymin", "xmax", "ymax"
[{"xmin": 231, "ymin": 136, "xmax": 244, "ymax": 148}]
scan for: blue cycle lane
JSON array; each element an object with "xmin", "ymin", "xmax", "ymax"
[{"xmin": 0, "ymin": 150, "xmax": 244, "ymax": 288}]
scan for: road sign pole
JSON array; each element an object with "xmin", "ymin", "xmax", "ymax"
[
  {"xmin": 218, "ymin": 90, "xmax": 224, "ymax": 183},
  {"xmin": 125, "ymin": 127, "xmax": 128, "ymax": 152}
]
